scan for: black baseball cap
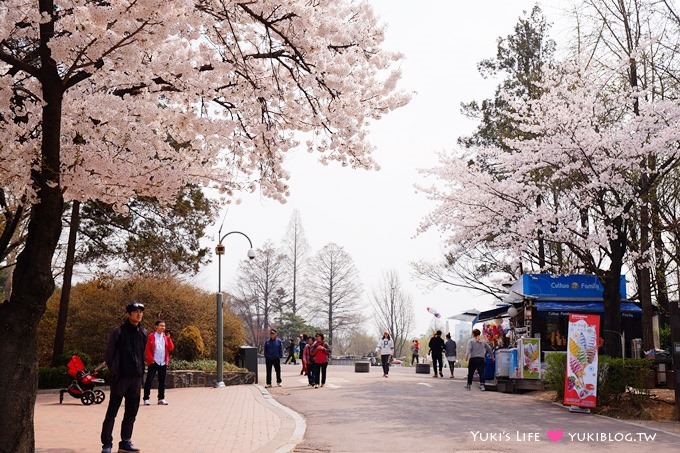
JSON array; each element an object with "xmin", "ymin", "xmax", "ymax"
[{"xmin": 125, "ymin": 302, "xmax": 145, "ymax": 313}]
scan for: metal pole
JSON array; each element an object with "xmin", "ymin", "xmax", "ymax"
[
  {"xmin": 215, "ymin": 231, "xmax": 254, "ymax": 389},
  {"xmin": 216, "ymin": 253, "xmax": 225, "ymax": 387},
  {"xmin": 216, "ymin": 291, "xmax": 225, "ymax": 388}
]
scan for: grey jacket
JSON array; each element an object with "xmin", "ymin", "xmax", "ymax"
[{"xmin": 465, "ymin": 338, "xmax": 492, "ymax": 359}]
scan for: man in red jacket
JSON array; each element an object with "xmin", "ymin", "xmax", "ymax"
[{"xmin": 143, "ymin": 320, "xmax": 175, "ymax": 405}]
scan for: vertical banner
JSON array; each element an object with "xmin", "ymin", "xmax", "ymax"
[
  {"xmin": 519, "ymin": 338, "xmax": 541, "ymax": 379},
  {"xmin": 563, "ymin": 313, "xmax": 600, "ymax": 409}
]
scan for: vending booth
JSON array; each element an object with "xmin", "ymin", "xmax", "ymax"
[{"xmin": 474, "ymin": 273, "xmax": 642, "ymax": 392}]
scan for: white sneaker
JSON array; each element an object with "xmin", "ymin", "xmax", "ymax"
[
  {"xmin": 479, "ymin": 384, "xmax": 485, "ymax": 391},
  {"xmin": 143, "ymin": 400, "xmax": 150, "ymax": 406},
  {"xmin": 158, "ymin": 399, "xmax": 168, "ymax": 405}
]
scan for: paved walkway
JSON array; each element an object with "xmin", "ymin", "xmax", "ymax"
[
  {"xmin": 35, "ymin": 383, "xmax": 305, "ymax": 453},
  {"xmin": 34, "ymin": 364, "xmax": 680, "ymax": 452}
]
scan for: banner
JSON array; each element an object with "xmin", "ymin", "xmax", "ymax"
[{"xmin": 563, "ymin": 313, "xmax": 600, "ymax": 409}]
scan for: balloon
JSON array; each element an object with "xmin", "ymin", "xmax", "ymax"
[{"xmin": 426, "ymin": 307, "xmax": 441, "ymax": 318}]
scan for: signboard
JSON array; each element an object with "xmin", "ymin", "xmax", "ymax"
[
  {"xmin": 520, "ymin": 274, "xmax": 626, "ymax": 300},
  {"xmin": 518, "ymin": 338, "xmax": 540, "ymax": 379},
  {"xmin": 563, "ymin": 313, "xmax": 600, "ymax": 409}
]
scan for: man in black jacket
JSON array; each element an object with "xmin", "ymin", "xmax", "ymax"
[
  {"xmin": 428, "ymin": 330, "xmax": 446, "ymax": 378},
  {"xmin": 100, "ymin": 302, "xmax": 147, "ymax": 453}
]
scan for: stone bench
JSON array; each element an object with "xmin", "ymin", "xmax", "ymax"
[{"xmin": 415, "ymin": 363, "xmax": 431, "ymax": 374}]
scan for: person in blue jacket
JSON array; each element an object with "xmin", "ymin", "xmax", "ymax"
[{"xmin": 264, "ymin": 328, "xmax": 284, "ymax": 388}]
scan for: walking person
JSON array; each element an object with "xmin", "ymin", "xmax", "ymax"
[
  {"xmin": 284, "ymin": 338, "xmax": 297, "ymax": 365},
  {"xmin": 444, "ymin": 332, "xmax": 457, "ymax": 378},
  {"xmin": 100, "ymin": 302, "xmax": 147, "ymax": 453},
  {"xmin": 298, "ymin": 334, "xmax": 307, "ymax": 375},
  {"xmin": 411, "ymin": 339, "xmax": 420, "ymax": 365},
  {"xmin": 264, "ymin": 328, "xmax": 284, "ymax": 388},
  {"xmin": 465, "ymin": 328, "xmax": 493, "ymax": 391},
  {"xmin": 376, "ymin": 331, "xmax": 394, "ymax": 378},
  {"xmin": 143, "ymin": 320, "xmax": 174, "ymax": 406},
  {"xmin": 310, "ymin": 333, "xmax": 331, "ymax": 388},
  {"xmin": 302, "ymin": 335, "xmax": 315, "ymax": 386},
  {"xmin": 428, "ymin": 330, "xmax": 446, "ymax": 378}
]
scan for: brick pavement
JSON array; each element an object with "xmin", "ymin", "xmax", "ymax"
[{"xmin": 35, "ymin": 382, "xmax": 305, "ymax": 453}]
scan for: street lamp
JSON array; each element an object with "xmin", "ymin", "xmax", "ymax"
[{"xmin": 215, "ymin": 231, "xmax": 255, "ymax": 388}]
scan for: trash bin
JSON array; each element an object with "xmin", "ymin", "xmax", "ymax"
[{"xmin": 237, "ymin": 346, "xmax": 258, "ymax": 384}]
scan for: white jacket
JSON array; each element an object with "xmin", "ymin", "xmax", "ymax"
[{"xmin": 376, "ymin": 337, "xmax": 394, "ymax": 355}]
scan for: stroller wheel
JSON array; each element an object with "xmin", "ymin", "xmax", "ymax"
[
  {"xmin": 93, "ymin": 389, "xmax": 105, "ymax": 404},
  {"xmin": 81, "ymin": 390, "xmax": 95, "ymax": 405}
]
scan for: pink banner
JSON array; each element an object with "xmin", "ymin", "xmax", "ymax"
[{"xmin": 563, "ymin": 313, "xmax": 600, "ymax": 409}]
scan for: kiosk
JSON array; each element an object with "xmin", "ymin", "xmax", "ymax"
[{"xmin": 474, "ymin": 274, "xmax": 642, "ymax": 392}]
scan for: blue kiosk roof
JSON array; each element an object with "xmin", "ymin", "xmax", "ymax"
[{"xmin": 473, "ymin": 274, "xmax": 635, "ymax": 324}]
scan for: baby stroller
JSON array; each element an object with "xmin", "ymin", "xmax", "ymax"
[{"xmin": 59, "ymin": 355, "xmax": 106, "ymax": 405}]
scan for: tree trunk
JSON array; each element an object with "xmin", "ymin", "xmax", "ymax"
[
  {"xmin": 639, "ymin": 201, "xmax": 655, "ymax": 352},
  {"xmin": 51, "ymin": 200, "xmax": 81, "ymax": 366},
  {"xmin": 0, "ymin": 22, "xmax": 65, "ymax": 448},
  {"xmin": 650, "ymin": 175, "xmax": 669, "ymax": 328},
  {"xmin": 0, "ymin": 136, "xmax": 64, "ymax": 450},
  {"xmin": 602, "ymin": 219, "xmax": 625, "ymax": 358}
]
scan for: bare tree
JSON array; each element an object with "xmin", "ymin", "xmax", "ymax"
[
  {"xmin": 372, "ymin": 270, "xmax": 414, "ymax": 358},
  {"xmin": 232, "ymin": 241, "xmax": 287, "ymax": 350},
  {"xmin": 306, "ymin": 243, "xmax": 364, "ymax": 348},
  {"xmin": 282, "ymin": 210, "xmax": 309, "ymax": 316}
]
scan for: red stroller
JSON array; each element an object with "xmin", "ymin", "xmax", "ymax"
[{"xmin": 59, "ymin": 355, "xmax": 106, "ymax": 405}]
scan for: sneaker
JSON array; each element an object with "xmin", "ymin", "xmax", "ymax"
[
  {"xmin": 314, "ymin": 384, "xmax": 319, "ymax": 388},
  {"xmin": 320, "ymin": 384, "xmax": 324, "ymax": 387},
  {"xmin": 439, "ymin": 373, "xmax": 444, "ymax": 378},
  {"xmin": 102, "ymin": 445, "xmax": 112, "ymax": 453},
  {"xmin": 276, "ymin": 383, "xmax": 282, "ymax": 387},
  {"xmin": 265, "ymin": 384, "xmax": 272, "ymax": 388},
  {"xmin": 433, "ymin": 375, "xmax": 438, "ymax": 378},
  {"xmin": 143, "ymin": 399, "xmax": 150, "ymax": 406},
  {"xmin": 118, "ymin": 440, "xmax": 140, "ymax": 452},
  {"xmin": 479, "ymin": 384, "xmax": 485, "ymax": 391},
  {"xmin": 464, "ymin": 384, "xmax": 471, "ymax": 390},
  {"xmin": 158, "ymin": 399, "xmax": 168, "ymax": 405}
]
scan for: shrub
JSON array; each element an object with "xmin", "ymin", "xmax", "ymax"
[
  {"xmin": 38, "ymin": 275, "xmax": 245, "ymax": 367},
  {"xmin": 175, "ymin": 325, "xmax": 206, "ymax": 361},
  {"xmin": 168, "ymin": 359, "xmax": 245, "ymax": 373},
  {"xmin": 544, "ymin": 353, "xmax": 652, "ymax": 404},
  {"xmin": 598, "ymin": 356, "xmax": 652, "ymax": 404},
  {"xmin": 38, "ymin": 367, "xmax": 71, "ymax": 389},
  {"xmin": 544, "ymin": 352, "xmax": 567, "ymax": 399}
]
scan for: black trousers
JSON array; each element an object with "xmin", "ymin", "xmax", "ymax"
[
  {"xmin": 311, "ymin": 363, "xmax": 327, "ymax": 385},
  {"xmin": 265, "ymin": 357, "xmax": 282, "ymax": 385},
  {"xmin": 467, "ymin": 356, "xmax": 486, "ymax": 385},
  {"xmin": 143, "ymin": 363, "xmax": 167, "ymax": 400},
  {"xmin": 432, "ymin": 353, "xmax": 443, "ymax": 375},
  {"xmin": 101, "ymin": 375, "xmax": 142, "ymax": 446},
  {"xmin": 381, "ymin": 354, "xmax": 391, "ymax": 375}
]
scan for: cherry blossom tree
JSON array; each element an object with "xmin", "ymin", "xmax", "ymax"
[
  {"xmin": 419, "ymin": 59, "xmax": 680, "ymax": 357},
  {"xmin": 0, "ymin": 1, "xmax": 407, "ymax": 449}
]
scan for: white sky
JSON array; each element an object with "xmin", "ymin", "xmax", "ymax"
[{"xmin": 195, "ymin": 0, "xmax": 573, "ymax": 337}]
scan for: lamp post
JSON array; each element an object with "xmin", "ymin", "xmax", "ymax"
[{"xmin": 215, "ymin": 231, "xmax": 255, "ymax": 388}]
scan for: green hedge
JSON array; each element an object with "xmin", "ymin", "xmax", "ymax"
[{"xmin": 544, "ymin": 353, "xmax": 653, "ymax": 403}]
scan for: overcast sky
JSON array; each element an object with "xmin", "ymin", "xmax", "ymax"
[{"xmin": 195, "ymin": 0, "xmax": 573, "ymax": 337}]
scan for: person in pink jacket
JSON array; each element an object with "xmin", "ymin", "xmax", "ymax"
[{"xmin": 143, "ymin": 320, "xmax": 175, "ymax": 405}]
